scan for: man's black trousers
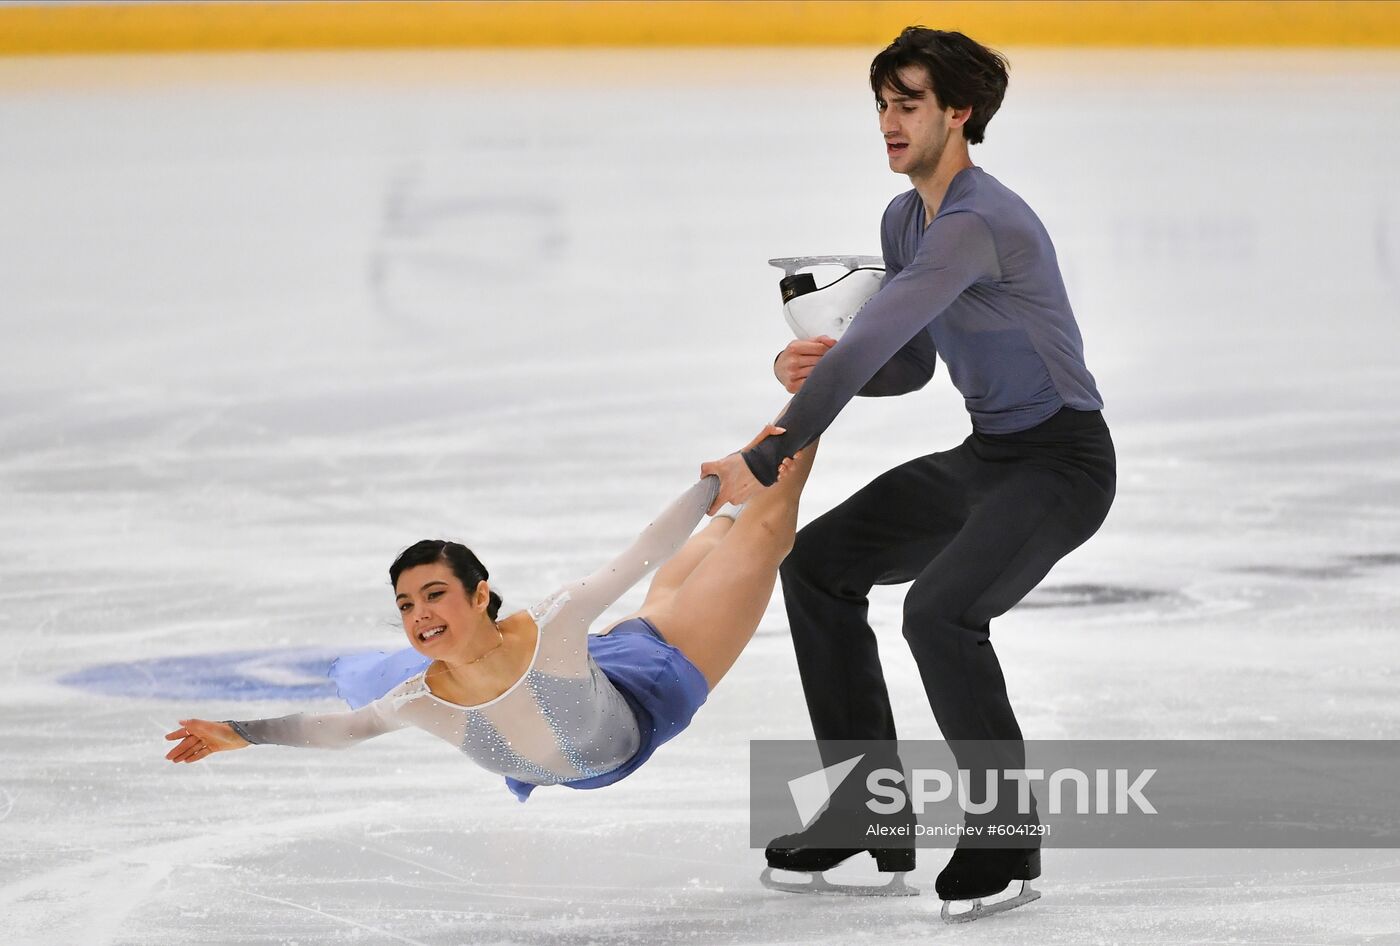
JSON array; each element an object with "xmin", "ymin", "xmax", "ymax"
[{"xmin": 781, "ymin": 407, "xmax": 1116, "ymax": 785}]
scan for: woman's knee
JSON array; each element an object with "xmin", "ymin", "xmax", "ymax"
[{"xmin": 738, "ymin": 507, "xmax": 796, "ymax": 563}]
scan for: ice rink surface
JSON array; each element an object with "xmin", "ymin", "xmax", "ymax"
[{"xmin": 2, "ymin": 45, "xmax": 1400, "ymax": 945}]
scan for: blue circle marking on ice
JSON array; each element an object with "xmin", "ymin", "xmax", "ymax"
[{"xmin": 58, "ymin": 648, "xmax": 381, "ymax": 702}]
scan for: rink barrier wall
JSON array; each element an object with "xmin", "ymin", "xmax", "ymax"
[{"xmin": 3, "ymin": 1, "xmax": 1400, "ymax": 55}]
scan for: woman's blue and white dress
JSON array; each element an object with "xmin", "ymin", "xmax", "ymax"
[{"xmin": 229, "ymin": 479, "xmax": 717, "ymax": 800}]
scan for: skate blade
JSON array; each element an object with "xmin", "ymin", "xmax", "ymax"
[
  {"xmin": 767, "ymin": 255, "xmax": 884, "ymax": 275},
  {"xmin": 940, "ymin": 881, "xmax": 1041, "ymax": 923},
  {"xmin": 760, "ymin": 867, "xmax": 920, "ymax": 897}
]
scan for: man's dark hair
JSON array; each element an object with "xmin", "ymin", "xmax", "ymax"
[{"xmin": 870, "ymin": 27, "xmax": 1009, "ymax": 146}]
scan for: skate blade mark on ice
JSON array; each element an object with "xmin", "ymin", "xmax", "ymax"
[
  {"xmin": 940, "ymin": 879, "xmax": 1040, "ymax": 923},
  {"xmin": 768, "ymin": 256, "xmax": 884, "ymax": 341},
  {"xmin": 759, "ymin": 866, "xmax": 919, "ymax": 897}
]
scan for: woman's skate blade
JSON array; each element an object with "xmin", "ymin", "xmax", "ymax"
[
  {"xmin": 760, "ymin": 866, "xmax": 919, "ymax": 897},
  {"xmin": 939, "ymin": 880, "xmax": 1041, "ymax": 923}
]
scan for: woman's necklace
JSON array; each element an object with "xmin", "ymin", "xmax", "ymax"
[
  {"xmin": 427, "ymin": 623, "xmax": 505, "ymax": 692},
  {"xmin": 463, "ymin": 622, "xmax": 505, "ymax": 665}
]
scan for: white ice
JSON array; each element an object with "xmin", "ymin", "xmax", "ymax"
[{"xmin": 2, "ymin": 46, "xmax": 1399, "ymax": 945}]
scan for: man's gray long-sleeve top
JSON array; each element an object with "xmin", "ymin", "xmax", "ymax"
[{"xmin": 744, "ymin": 167, "xmax": 1104, "ymax": 486}]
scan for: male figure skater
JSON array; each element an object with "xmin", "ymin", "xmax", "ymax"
[{"xmin": 702, "ymin": 27, "xmax": 1116, "ymax": 920}]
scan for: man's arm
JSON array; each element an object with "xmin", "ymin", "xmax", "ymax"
[
  {"xmin": 856, "ymin": 330, "xmax": 937, "ymax": 397},
  {"xmin": 773, "ymin": 198, "xmax": 934, "ymax": 399},
  {"xmin": 742, "ymin": 211, "xmax": 998, "ymax": 486},
  {"xmin": 775, "ymin": 332, "xmax": 936, "ymax": 398},
  {"xmin": 856, "ymin": 195, "xmax": 933, "ymax": 396}
]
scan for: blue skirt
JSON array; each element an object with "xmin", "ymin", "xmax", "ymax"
[{"xmin": 328, "ymin": 617, "xmax": 709, "ymax": 801}]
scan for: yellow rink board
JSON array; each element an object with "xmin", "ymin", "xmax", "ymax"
[{"xmin": 2, "ymin": 1, "xmax": 1399, "ymax": 55}]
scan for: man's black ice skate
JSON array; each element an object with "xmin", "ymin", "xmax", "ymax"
[
  {"xmin": 762, "ymin": 823, "xmax": 918, "ymax": 896},
  {"xmin": 935, "ymin": 847, "xmax": 1041, "ymax": 923}
]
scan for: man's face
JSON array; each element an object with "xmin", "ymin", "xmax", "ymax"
[{"xmin": 877, "ymin": 66, "xmax": 950, "ymax": 178}]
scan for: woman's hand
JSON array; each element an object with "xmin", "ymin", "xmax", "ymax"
[
  {"xmin": 165, "ymin": 718, "xmax": 249, "ymax": 764},
  {"xmin": 700, "ymin": 424, "xmax": 785, "ymax": 514},
  {"xmin": 742, "ymin": 423, "xmax": 786, "ymax": 453},
  {"xmin": 699, "ymin": 452, "xmax": 761, "ymax": 513},
  {"xmin": 776, "ymin": 451, "xmax": 803, "ymax": 481}
]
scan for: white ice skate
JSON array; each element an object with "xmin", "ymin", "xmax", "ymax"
[
  {"xmin": 768, "ymin": 255, "xmax": 885, "ymax": 341},
  {"xmin": 939, "ymin": 879, "xmax": 1041, "ymax": 923},
  {"xmin": 760, "ymin": 865, "xmax": 920, "ymax": 897}
]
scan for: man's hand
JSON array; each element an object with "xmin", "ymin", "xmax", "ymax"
[
  {"xmin": 700, "ymin": 424, "xmax": 785, "ymax": 514},
  {"xmin": 774, "ymin": 335, "xmax": 837, "ymax": 393}
]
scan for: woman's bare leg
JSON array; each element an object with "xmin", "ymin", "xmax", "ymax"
[
  {"xmin": 596, "ymin": 515, "xmax": 735, "ymax": 634},
  {"xmin": 640, "ymin": 515, "xmax": 734, "ymax": 607},
  {"xmin": 641, "ymin": 440, "xmax": 818, "ymax": 688}
]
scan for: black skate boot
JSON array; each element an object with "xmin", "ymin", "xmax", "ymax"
[
  {"xmin": 935, "ymin": 847, "xmax": 1041, "ymax": 923},
  {"xmin": 762, "ymin": 810, "xmax": 918, "ymax": 896}
]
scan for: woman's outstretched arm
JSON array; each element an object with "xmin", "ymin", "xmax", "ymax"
[
  {"xmin": 549, "ymin": 475, "xmax": 722, "ymax": 629},
  {"xmin": 545, "ymin": 426, "xmax": 787, "ymax": 622},
  {"xmin": 166, "ymin": 699, "xmax": 408, "ymax": 763}
]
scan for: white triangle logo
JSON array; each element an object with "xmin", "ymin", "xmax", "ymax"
[{"xmin": 787, "ymin": 754, "xmax": 865, "ymax": 829}]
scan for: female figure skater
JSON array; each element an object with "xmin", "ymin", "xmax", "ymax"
[{"xmin": 165, "ymin": 431, "xmax": 813, "ymax": 801}]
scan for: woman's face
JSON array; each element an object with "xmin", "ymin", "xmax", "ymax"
[{"xmin": 394, "ymin": 562, "xmax": 484, "ymax": 655}]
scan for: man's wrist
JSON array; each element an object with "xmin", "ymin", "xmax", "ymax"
[{"xmin": 740, "ymin": 449, "xmax": 777, "ymax": 488}]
